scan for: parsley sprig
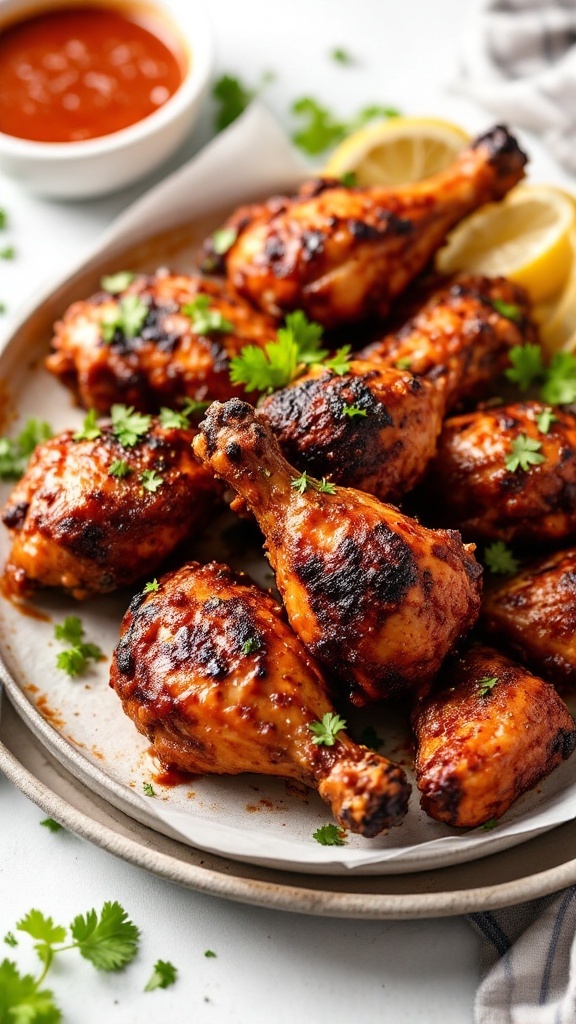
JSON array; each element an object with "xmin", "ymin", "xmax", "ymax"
[
  {"xmin": 0, "ymin": 419, "xmax": 52, "ymax": 480},
  {"xmin": 110, "ymin": 405, "xmax": 151, "ymax": 447},
  {"xmin": 504, "ymin": 434, "xmax": 545, "ymax": 473},
  {"xmin": 506, "ymin": 344, "xmax": 576, "ymax": 405},
  {"xmin": 309, "ymin": 711, "xmax": 347, "ymax": 746},
  {"xmin": 484, "ymin": 541, "xmax": 520, "ymax": 575},
  {"xmin": 230, "ymin": 310, "xmax": 350, "ymax": 394},
  {"xmin": 54, "ymin": 616, "xmax": 103, "ymax": 677}
]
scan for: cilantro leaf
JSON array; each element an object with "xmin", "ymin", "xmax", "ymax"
[
  {"xmin": 484, "ymin": 541, "xmax": 520, "ymax": 575},
  {"xmin": 0, "ymin": 208, "xmax": 7, "ymax": 229},
  {"xmin": 309, "ymin": 711, "xmax": 347, "ymax": 746},
  {"xmin": 101, "ymin": 295, "xmax": 148, "ymax": 344},
  {"xmin": 477, "ymin": 675, "xmax": 498, "ymax": 697},
  {"xmin": 17, "ymin": 911, "xmax": 66, "ymax": 968},
  {"xmin": 143, "ymin": 579, "xmax": 160, "ymax": 594},
  {"xmin": 144, "ymin": 959, "xmax": 177, "ymax": 992},
  {"xmin": 321, "ymin": 345, "xmax": 352, "ymax": 376},
  {"xmin": 54, "ymin": 616, "xmax": 84, "ymax": 646},
  {"xmin": 39, "ymin": 819, "xmax": 64, "ymax": 834},
  {"xmin": 204, "ymin": 949, "xmax": 217, "ymax": 958},
  {"xmin": 342, "ymin": 404, "xmax": 367, "ymax": 419},
  {"xmin": 140, "ymin": 469, "xmax": 163, "ymax": 493},
  {"xmin": 482, "ymin": 818, "xmax": 498, "ymax": 831},
  {"xmin": 505, "ymin": 434, "xmax": 545, "ymax": 473},
  {"xmin": 331, "ymin": 47, "xmax": 353, "ymax": 64},
  {"xmin": 505, "ymin": 343, "xmax": 545, "ymax": 391},
  {"xmin": 143, "ymin": 782, "xmax": 156, "ymax": 797},
  {"xmin": 292, "ymin": 97, "xmax": 399, "ymax": 155},
  {"xmin": 180, "ymin": 398, "xmax": 211, "ymax": 417},
  {"xmin": 291, "ymin": 471, "xmax": 336, "ymax": 495},
  {"xmin": 108, "ymin": 458, "xmax": 131, "ymax": 478},
  {"xmin": 492, "ymin": 298, "xmax": 520, "ymax": 322},
  {"xmin": 230, "ymin": 311, "xmax": 327, "ymax": 394},
  {"xmin": 73, "ymin": 409, "xmax": 101, "ymax": 443},
  {"xmin": 100, "ymin": 271, "xmax": 136, "ymax": 294},
  {"xmin": 159, "ymin": 407, "xmax": 190, "ymax": 429},
  {"xmin": 213, "ymin": 74, "xmax": 253, "ymax": 131},
  {"xmin": 312, "ymin": 824, "xmax": 347, "ymax": 846},
  {"xmin": 182, "ymin": 295, "xmax": 235, "ymax": 335},
  {"xmin": 0, "ymin": 959, "xmax": 61, "ymax": 1024},
  {"xmin": 70, "ymin": 902, "xmax": 139, "ymax": 972},
  {"xmin": 110, "ymin": 405, "xmax": 151, "ymax": 447},
  {"xmin": 241, "ymin": 636, "xmax": 261, "ymax": 655},
  {"xmin": 536, "ymin": 407, "xmax": 557, "ymax": 435},
  {"xmin": 54, "ymin": 617, "xmax": 103, "ymax": 677},
  {"xmin": 211, "ymin": 228, "xmax": 238, "ymax": 256},
  {"xmin": 4, "ymin": 933, "xmax": 17, "ymax": 947},
  {"xmin": 0, "ymin": 419, "xmax": 52, "ymax": 481},
  {"xmin": 0, "ymin": 245, "xmax": 15, "ymax": 260},
  {"xmin": 540, "ymin": 351, "xmax": 576, "ymax": 405}
]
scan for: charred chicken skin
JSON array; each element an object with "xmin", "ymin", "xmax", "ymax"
[
  {"xmin": 110, "ymin": 561, "xmax": 411, "ymax": 835},
  {"xmin": 2, "ymin": 417, "xmax": 217, "ymax": 600},
  {"xmin": 257, "ymin": 361, "xmax": 445, "ymax": 503},
  {"xmin": 482, "ymin": 547, "xmax": 576, "ymax": 686},
  {"xmin": 359, "ymin": 274, "xmax": 537, "ymax": 409},
  {"xmin": 46, "ymin": 271, "xmax": 278, "ymax": 414},
  {"xmin": 193, "ymin": 400, "xmax": 482, "ymax": 705},
  {"xmin": 413, "ymin": 644, "xmax": 576, "ymax": 828},
  {"xmin": 210, "ymin": 126, "xmax": 527, "ymax": 328},
  {"xmin": 429, "ymin": 402, "xmax": 576, "ymax": 544}
]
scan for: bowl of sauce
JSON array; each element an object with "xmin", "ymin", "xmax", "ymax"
[{"xmin": 0, "ymin": 0, "xmax": 214, "ymax": 197}]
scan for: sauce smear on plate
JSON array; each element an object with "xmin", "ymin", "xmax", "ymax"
[{"xmin": 0, "ymin": 5, "xmax": 186, "ymax": 143}]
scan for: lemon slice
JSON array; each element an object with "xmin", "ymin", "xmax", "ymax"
[
  {"xmin": 324, "ymin": 116, "xmax": 470, "ymax": 187},
  {"xmin": 436, "ymin": 184, "xmax": 576, "ymax": 304}
]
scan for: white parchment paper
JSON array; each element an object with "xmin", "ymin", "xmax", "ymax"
[{"xmin": 1, "ymin": 103, "xmax": 575, "ymax": 875}]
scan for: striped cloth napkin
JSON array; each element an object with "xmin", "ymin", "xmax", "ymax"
[
  {"xmin": 457, "ymin": 0, "xmax": 576, "ymax": 174},
  {"xmin": 469, "ymin": 888, "xmax": 576, "ymax": 1022}
]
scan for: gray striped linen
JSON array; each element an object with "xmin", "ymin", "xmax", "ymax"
[
  {"xmin": 469, "ymin": 888, "xmax": 576, "ymax": 1022},
  {"xmin": 457, "ymin": 0, "xmax": 576, "ymax": 173}
]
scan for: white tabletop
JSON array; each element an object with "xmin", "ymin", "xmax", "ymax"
[{"xmin": 2, "ymin": 0, "xmax": 571, "ymax": 1019}]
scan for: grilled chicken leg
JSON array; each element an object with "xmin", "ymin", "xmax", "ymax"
[
  {"xmin": 110, "ymin": 561, "xmax": 411, "ymax": 836},
  {"xmin": 193, "ymin": 400, "xmax": 482, "ymax": 705},
  {"xmin": 413, "ymin": 644, "xmax": 576, "ymax": 827},
  {"xmin": 210, "ymin": 126, "xmax": 527, "ymax": 327}
]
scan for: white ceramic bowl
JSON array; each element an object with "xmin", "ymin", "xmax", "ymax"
[{"xmin": 0, "ymin": 0, "xmax": 214, "ymax": 198}]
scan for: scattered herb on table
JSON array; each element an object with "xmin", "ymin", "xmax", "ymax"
[
  {"xmin": 204, "ymin": 949, "xmax": 217, "ymax": 958},
  {"xmin": 145, "ymin": 959, "xmax": 177, "ymax": 992},
  {"xmin": 213, "ymin": 74, "xmax": 254, "ymax": 131},
  {"xmin": 3, "ymin": 932, "xmax": 17, "ymax": 947},
  {"xmin": 54, "ymin": 616, "xmax": 103, "ymax": 677},
  {"xmin": 39, "ymin": 818, "xmax": 64, "ymax": 833},
  {"xmin": 309, "ymin": 712, "xmax": 347, "ymax": 746},
  {"xmin": 291, "ymin": 97, "xmax": 399, "ymax": 156},
  {"xmin": 143, "ymin": 782, "xmax": 156, "ymax": 798},
  {"xmin": 504, "ymin": 434, "xmax": 545, "ymax": 473},
  {"xmin": 330, "ymin": 47, "xmax": 354, "ymax": 64},
  {"xmin": 100, "ymin": 271, "xmax": 136, "ymax": 294},
  {"xmin": 101, "ymin": 294, "xmax": 148, "ymax": 344},
  {"xmin": 483, "ymin": 541, "xmax": 520, "ymax": 576},
  {"xmin": 0, "ymin": 208, "xmax": 7, "ymax": 229},
  {"xmin": 312, "ymin": 824, "xmax": 347, "ymax": 846},
  {"xmin": 0, "ymin": 419, "xmax": 52, "ymax": 480},
  {"xmin": 0, "ymin": 245, "xmax": 15, "ymax": 260}
]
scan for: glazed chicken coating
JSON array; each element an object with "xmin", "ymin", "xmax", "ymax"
[
  {"xmin": 193, "ymin": 400, "xmax": 482, "ymax": 706},
  {"xmin": 110, "ymin": 561, "xmax": 411, "ymax": 836},
  {"xmin": 2, "ymin": 417, "xmax": 217, "ymax": 600},
  {"xmin": 482, "ymin": 547, "xmax": 576, "ymax": 686},
  {"xmin": 257, "ymin": 361, "xmax": 445, "ymax": 503},
  {"xmin": 358, "ymin": 274, "xmax": 538, "ymax": 409},
  {"xmin": 413, "ymin": 644, "xmax": 576, "ymax": 828},
  {"xmin": 46, "ymin": 271, "xmax": 278, "ymax": 414},
  {"xmin": 429, "ymin": 402, "xmax": 576, "ymax": 544},
  {"xmin": 209, "ymin": 126, "xmax": 527, "ymax": 328}
]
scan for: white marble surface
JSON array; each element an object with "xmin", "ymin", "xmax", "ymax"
[{"xmin": 3, "ymin": 0, "xmax": 571, "ymax": 1018}]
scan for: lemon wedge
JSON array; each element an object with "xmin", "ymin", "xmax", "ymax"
[
  {"xmin": 436, "ymin": 184, "xmax": 576, "ymax": 304},
  {"xmin": 324, "ymin": 116, "xmax": 470, "ymax": 187}
]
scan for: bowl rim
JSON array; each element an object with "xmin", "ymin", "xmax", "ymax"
[{"xmin": 0, "ymin": 0, "xmax": 215, "ymax": 159}]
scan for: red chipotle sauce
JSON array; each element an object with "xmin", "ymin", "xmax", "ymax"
[{"xmin": 0, "ymin": 5, "xmax": 186, "ymax": 143}]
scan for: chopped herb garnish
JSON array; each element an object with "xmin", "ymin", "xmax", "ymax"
[
  {"xmin": 140, "ymin": 469, "xmax": 163, "ymax": 493},
  {"xmin": 536, "ymin": 407, "xmax": 557, "ymax": 435},
  {"xmin": 291, "ymin": 471, "xmax": 336, "ymax": 495},
  {"xmin": 211, "ymin": 228, "xmax": 238, "ymax": 256},
  {"xmin": 292, "ymin": 97, "xmax": 399, "ymax": 156},
  {"xmin": 317, "ymin": 477, "xmax": 336, "ymax": 493},
  {"xmin": 0, "ymin": 302, "xmax": 6, "ymax": 314},
  {"xmin": 505, "ymin": 434, "xmax": 545, "ymax": 473},
  {"xmin": 3, "ymin": 932, "xmax": 17, "ymax": 947},
  {"xmin": 143, "ymin": 782, "xmax": 156, "ymax": 797},
  {"xmin": 312, "ymin": 824, "xmax": 347, "ymax": 846},
  {"xmin": 395, "ymin": 358, "xmax": 412, "ymax": 371},
  {"xmin": 241, "ymin": 636, "xmax": 261, "ymax": 655},
  {"xmin": 101, "ymin": 294, "xmax": 148, "ymax": 343},
  {"xmin": 505, "ymin": 343, "xmax": 545, "ymax": 391},
  {"xmin": 54, "ymin": 616, "xmax": 103, "ymax": 677},
  {"xmin": 204, "ymin": 949, "xmax": 217, "ymax": 958},
  {"xmin": 321, "ymin": 345, "xmax": 352, "ymax": 375},
  {"xmin": 340, "ymin": 171, "xmax": 357, "ymax": 187},
  {"xmin": 0, "ymin": 419, "xmax": 52, "ymax": 480},
  {"xmin": 0, "ymin": 208, "xmax": 7, "ymax": 229},
  {"xmin": 40, "ymin": 818, "xmax": 64, "ymax": 833},
  {"xmin": 108, "ymin": 458, "xmax": 131, "ymax": 478},
  {"xmin": 541, "ymin": 351, "xmax": 576, "ymax": 406},
  {"xmin": 359, "ymin": 725, "xmax": 384, "ymax": 751},
  {"xmin": 145, "ymin": 959, "xmax": 177, "ymax": 992},
  {"xmin": 492, "ymin": 298, "xmax": 520, "ymax": 322},
  {"xmin": 482, "ymin": 818, "xmax": 498, "ymax": 831},
  {"xmin": 111, "ymin": 405, "xmax": 151, "ymax": 447},
  {"xmin": 309, "ymin": 711, "xmax": 347, "ymax": 746},
  {"xmin": 342, "ymin": 404, "xmax": 367, "ymax": 419},
  {"xmin": 74, "ymin": 409, "xmax": 102, "ymax": 443},
  {"xmin": 181, "ymin": 398, "xmax": 211, "ymax": 417},
  {"xmin": 230, "ymin": 310, "xmax": 326, "ymax": 393},
  {"xmin": 477, "ymin": 675, "xmax": 498, "ymax": 697},
  {"xmin": 0, "ymin": 246, "xmax": 15, "ymax": 260},
  {"xmin": 213, "ymin": 73, "xmax": 254, "ymax": 131},
  {"xmin": 331, "ymin": 47, "xmax": 353, "ymax": 64},
  {"xmin": 484, "ymin": 541, "xmax": 520, "ymax": 576},
  {"xmin": 144, "ymin": 579, "xmax": 160, "ymax": 593},
  {"xmin": 100, "ymin": 271, "xmax": 136, "ymax": 294},
  {"xmin": 182, "ymin": 294, "xmax": 235, "ymax": 335}
]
